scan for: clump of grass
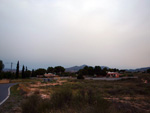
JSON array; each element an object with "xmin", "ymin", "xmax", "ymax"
[
  {"xmin": 11, "ymin": 84, "xmax": 20, "ymax": 96},
  {"xmin": 50, "ymin": 87, "xmax": 73, "ymax": 109},
  {"xmin": 22, "ymin": 95, "xmax": 42, "ymax": 113}
]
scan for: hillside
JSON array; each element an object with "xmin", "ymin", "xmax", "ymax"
[
  {"xmin": 65, "ymin": 65, "xmax": 87, "ymax": 72},
  {"xmin": 65, "ymin": 65, "xmax": 109, "ymax": 72},
  {"xmin": 127, "ymin": 67, "xmax": 150, "ymax": 72}
]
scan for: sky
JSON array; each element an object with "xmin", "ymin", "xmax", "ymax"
[{"xmin": 0, "ymin": 0, "xmax": 150, "ymax": 70}]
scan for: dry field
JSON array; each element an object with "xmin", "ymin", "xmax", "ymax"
[{"xmin": 0, "ymin": 74, "xmax": 150, "ymax": 113}]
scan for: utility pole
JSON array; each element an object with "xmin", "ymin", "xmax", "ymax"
[{"xmin": 11, "ymin": 62, "xmax": 13, "ymax": 72}]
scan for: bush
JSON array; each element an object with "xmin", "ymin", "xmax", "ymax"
[
  {"xmin": 77, "ymin": 74, "xmax": 84, "ymax": 79},
  {"xmin": 22, "ymin": 95, "xmax": 42, "ymax": 113},
  {"xmin": 22, "ymin": 86, "xmax": 111, "ymax": 113},
  {"xmin": 127, "ymin": 74, "xmax": 133, "ymax": 77},
  {"xmin": 50, "ymin": 87, "xmax": 73, "ymax": 109}
]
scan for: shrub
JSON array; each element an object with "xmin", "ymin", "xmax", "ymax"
[
  {"xmin": 22, "ymin": 95, "xmax": 42, "ymax": 113},
  {"xmin": 50, "ymin": 87, "xmax": 73, "ymax": 109},
  {"xmin": 22, "ymin": 86, "xmax": 111, "ymax": 113},
  {"xmin": 77, "ymin": 74, "xmax": 84, "ymax": 79},
  {"xmin": 127, "ymin": 74, "xmax": 133, "ymax": 77}
]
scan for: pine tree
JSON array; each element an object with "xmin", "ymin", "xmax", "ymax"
[{"xmin": 16, "ymin": 61, "xmax": 19, "ymax": 79}]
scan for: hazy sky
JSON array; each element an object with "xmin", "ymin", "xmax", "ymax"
[{"xmin": 0, "ymin": 0, "xmax": 150, "ymax": 69}]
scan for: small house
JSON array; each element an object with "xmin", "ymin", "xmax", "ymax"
[
  {"xmin": 44, "ymin": 73, "xmax": 59, "ymax": 78},
  {"xmin": 107, "ymin": 72, "xmax": 121, "ymax": 78},
  {"xmin": 37, "ymin": 75, "xmax": 44, "ymax": 78}
]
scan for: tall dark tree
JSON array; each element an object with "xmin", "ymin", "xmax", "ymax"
[
  {"xmin": 119, "ymin": 70, "xmax": 126, "ymax": 73},
  {"xmin": 26, "ymin": 70, "xmax": 31, "ymax": 78},
  {"xmin": 78, "ymin": 66, "xmax": 107, "ymax": 76},
  {"xmin": 109, "ymin": 68, "xmax": 119, "ymax": 72},
  {"xmin": 0, "ymin": 60, "xmax": 4, "ymax": 72},
  {"xmin": 35, "ymin": 68, "xmax": 46, "ymax": 75},
  {"xmin": 54, "ymin": 66, "xmax": 65, "ymax": 75},
  {"xmin": 88, "ymin": 66, "xmax": 94, "ymax": 76},
  {"xmin": 47, "ymin": 67, "xmax": 54, "ymax": 73},
  {"xmin": 101, "ymin": 67, "xmax": 107, "ymax": 76},
  {"xmin": 78, "ymin": 66, "xmax": 90, "ymax": 76},
  {"xmin": 103, "ymin": 67, "xmax": 108, "ymax": 72},
  {"xmin": 147, "ymin": 68, "xmax": 150, "ymax": 73},
  {"xmin": 26, "ymin": 66, "xmax": 28, "ymax": 72},
  {"xmin": 16, "ymin": 61, "xmax": 19, "ymax": 79},
  {"xmin": 31, "ymin": 69, "xmax": 35, "ymax": 77},
  {"xmin": 82, "ymin": 66, "xmax": 89, "ymax": 75},
  {"xmin": 94, "ymin": 66, "xmax": 101, "ymax": 75},
  {"xmin": 25, "ymin": 66, "xmax": 31, "ymax": 78},
  {"xmin": 22, "ymin": 65, "xmax": 25, "ymax": 78}
]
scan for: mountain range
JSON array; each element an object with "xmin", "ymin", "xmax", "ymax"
[
  {"xmin": 126, "ymin": 67, "xmax": 150, "ymax": 72},
  {"xmin": 65, "ymin": 65, "xmax": 109, "ymax": 72},
  {"xmin": 65, "ymin": 65, "xmax": 150, "ymax": 72}
]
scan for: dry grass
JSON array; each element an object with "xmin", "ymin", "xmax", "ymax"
[
  {"xmin": 0, "ymin": 79, "xmax": 10, "ymax": 83},
  {"xmin": 1, "ymin": 74, "xmax": 150, "ymax": 113}
]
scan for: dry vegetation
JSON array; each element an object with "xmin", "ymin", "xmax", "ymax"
[
  {"xmin": 0, "ymin": 73, "xmax": 150, "ymax": 113},
  {"xmin": 0, "ymin": 79, "xmax": 10, "ymax": 83}
]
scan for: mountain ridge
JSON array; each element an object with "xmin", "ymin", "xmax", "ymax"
[
  {"xmin": 65, "ymin": 65, "xmax": 150, "ymax": 72},
  {"xmin": 65, "ymin": 65, "xmax": 108, "ymax": 72}
]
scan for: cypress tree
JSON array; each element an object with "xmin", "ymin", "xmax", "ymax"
[
  {"xmin": 22, "ymin": 65, "xmax": 25, "ymax": 78},
  {"xmin": 16, "ymin": 61, "xmax": 19, "ymax": 79},
  {"xmin": 25, "ymin": 66, "xmax": 29, "ymax": 78},
  {"xmin": 31, "ymin": 69, "xmax": 35, "ymax": 77}
]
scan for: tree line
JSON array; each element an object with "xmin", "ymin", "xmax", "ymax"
[
  {"xmin": 1, "ymin": 59, "xmax": 150, "ymax": 79},
  {"xmin": 77, "ymin": 66, "xmax": 126, "ymax": 77},
  {"xmin": 0, "ymin": 60, "xmax": 65, "ymax": 79},
  {"xmin": 32, "ymin": 66, "xmax": 65, "ymax": 77}
]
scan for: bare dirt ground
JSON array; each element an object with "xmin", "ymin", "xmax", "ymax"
[
  {"xmin": 0, "ymin": 79, "xmax": 10, "ymax": 84},
  {"xmin": 18, "ymin": 79, "xmax": 67, "ymax": 99}
]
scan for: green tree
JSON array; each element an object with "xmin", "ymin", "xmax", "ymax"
[
  {"xmin": 147, "ymin": 68, "xmax": 150, "ymax": 73},
  {"xmin": 101, "ymin": 67, "xmax": 107, "ymax": 76},
  {"xmin": 77, "ymin": 74, "xmax": 84, "ymax": 79},
  {"xmin": 25, "ymin": 66, "xmax": 31, "ymax": 78},
  {"xmin": 78, "ymin": 66, "xmax": 94, "ymax": 76},
  {"xmin": 22, "ymin": 65, "xmax": 25, "ymax": 78},
  {"xmin": 119, "ymin": 70, "xmax": 126, "ymax": 73},
  {"xmin": 35, "ymin": 68, "xmax": 46, "ymax": 75},
  {"xmin": 78, "ymin": 66, "xmax": 109, "ymax": 76},
  {"xmin": 16, "ymin": 61, "xmax": 19, "ymax": 79},
  {"xmin": 82, "ymin": 66, "xmax": 89, "ymax": 75},
  {"xmin": 0, "ymin": 72, "xmax": 15, "ymax": 79},
  {"xmin": 88, "ymin": 66, "xmax": 94, "ymax": 76},
  {"xmin": 31, "ymin": 69, "xmax": 36, "ymax": 77},
  {"xmin": 54, "ymin": 66, "xmax": 65, "ymax": 75},
  {"xmin": 26, "ymin": 70, "xmax": 31, "ymax": 78},
  {"xmin": 0, "ymin": 60, "xmax": 4, "ymax": 72},
  {"xmin": 103, "ymin": 67, "xmax": 108, "ymax": 72},
  {"xmin": 47, "ymin": 67, "xmax": 54, "ymax": 73},
  {"xmin": 94, "ymin": 66, "xmax": 101, "ymax": 75}
]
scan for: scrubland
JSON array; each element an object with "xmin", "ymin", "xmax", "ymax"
[{"xmin": 0, "ymin": 73, "xmax": 150, "ymax": 113}]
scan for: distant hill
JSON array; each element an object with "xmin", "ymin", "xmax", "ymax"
[
  {"xmin": 3, "ymin": 68, "xmax": 16, "ymax": 72},
  {"xmin": 65, "ymin": 65, "xmax": 87, "ymax": 72},
  {"xmin": 65, "ymin": 65, "xmax": 109, "ymax": 72},
  {"xmin": 126, "ymin": 67, "xmax": 150, "ymax": 72}
]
